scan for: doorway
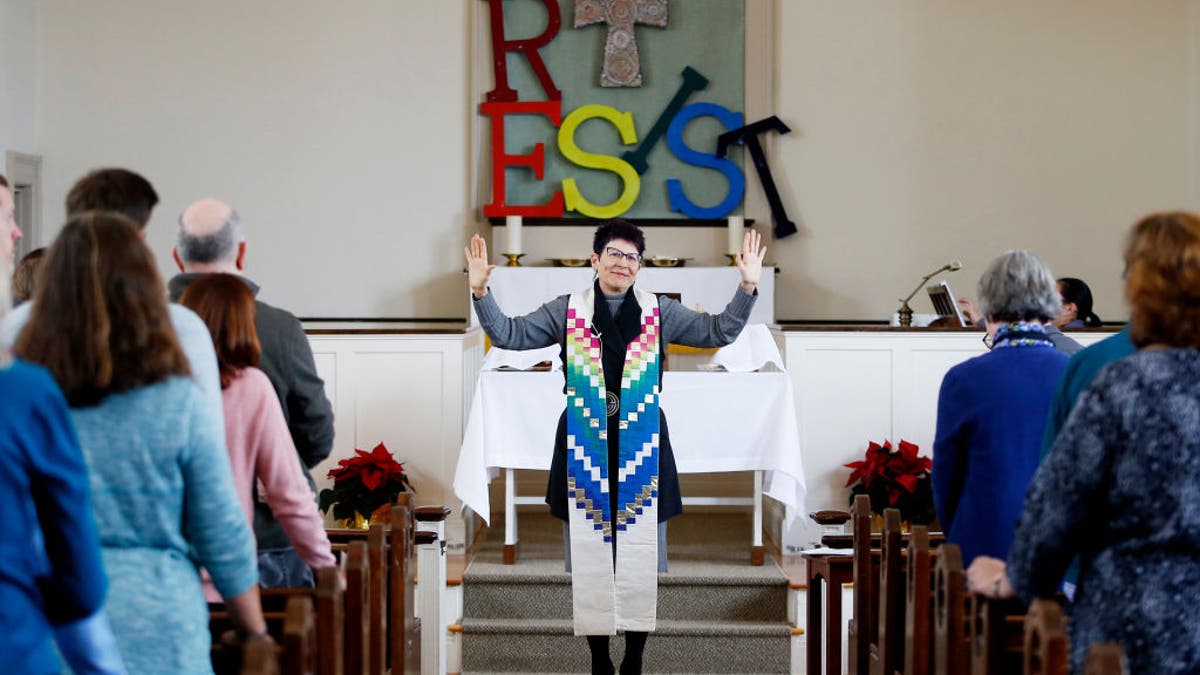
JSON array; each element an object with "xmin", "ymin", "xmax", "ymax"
[{"xmin": 5, "ymin": 151, "xmax": 42, "ymax": 260}]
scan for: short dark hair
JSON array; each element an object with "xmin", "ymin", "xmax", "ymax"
[
  {"xmin": 0, "ymin": 173, "xmax": 8, "ymax": 189},
  {"xmin": 16, "ymin": 211, "xmax": 189, "ymax": 406},
  {"xmin": 179, "ymin": 273, "xmax": 261, "ymax": 390},
  {"xmin": 592, "ymin": 219, "xmax": 646, "ymax": 256},
  {"xmin": 1057, "ymin": 277, "xmax": 1101, "ymax": 326},
  {"xmin": 65, "ymin": 168, "xmax": 159, "ymax": 228}
]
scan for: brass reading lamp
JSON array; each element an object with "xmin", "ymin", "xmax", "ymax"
[{"xmin": 897, "ymin": 260, "xmax": 962, "ymax": 327}]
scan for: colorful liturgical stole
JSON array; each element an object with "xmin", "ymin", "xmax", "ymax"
[{"xmin": 564, "ymin": 286, "xmax": 661, "ymax": 635}]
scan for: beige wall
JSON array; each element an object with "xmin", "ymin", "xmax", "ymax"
[
  {"xmin": 0, "ymin": 0, "xmax": 37, "ymax": 162},
  {"xmin": 27, "ymin": 1, "xmax": 1200, "ymax": 321},
  {"xmin": 35, "ymin": 0, "xmax": 471, "ymax": 318},
  {"xmin": 771, "ymin": 0, "xmax": 1199, "ymax": 321}
]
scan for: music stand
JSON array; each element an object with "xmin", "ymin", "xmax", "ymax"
[{"xmin": 926, "ymin": 280, "xmax": 967, "ymax": 327}]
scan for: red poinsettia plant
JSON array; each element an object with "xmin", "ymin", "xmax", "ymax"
[
  {"xmin": 844, "ymin": 439, "xmax": 936, "ymax": 524},
  {"xmin": 318, "ymin": 442, "xmax": 414, "ymax": 522}
]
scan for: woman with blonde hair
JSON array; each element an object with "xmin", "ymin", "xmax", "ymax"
[{"xmin": 17, "ymin": 212, "xmax": 266, "ymax": 673}]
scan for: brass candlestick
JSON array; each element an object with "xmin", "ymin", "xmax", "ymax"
[
  {"xmin": 725, "ymin": 253, "xmax": 739, "ymax": 267},
  {"xmin": 503, "ymin": 253, "xmax": 525, "ymax": 267}
]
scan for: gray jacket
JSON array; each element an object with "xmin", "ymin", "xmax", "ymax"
[{"xmin": 1044, "ymin": 324, "xmax": 1083, "ymax": 356}]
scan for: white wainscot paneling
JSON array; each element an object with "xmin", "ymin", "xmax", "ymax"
[
  {"xmin": 307, "ymin": 328, "xmax": 485, "ymax": 547},
  {"xmin": 778, "ymin": 329, "xmax": 1116, "ymax": 546}
]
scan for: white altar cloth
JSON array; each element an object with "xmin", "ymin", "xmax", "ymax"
[{"xmin": 454, "ymin": 370, "xmax": 806, "ymax": 525}]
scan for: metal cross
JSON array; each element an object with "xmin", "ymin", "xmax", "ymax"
[{"xmin": 574, "ymin": 0, "xmax": 668, "ymax": 88}]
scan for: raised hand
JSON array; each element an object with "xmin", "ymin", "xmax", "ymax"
[
  {"xmin": 464, "ymin": 234, "xmax": 497, "ymax": 299},
  {"xmin": 735, "ymin": 229, "xmax": 767, "ymax": 292}
]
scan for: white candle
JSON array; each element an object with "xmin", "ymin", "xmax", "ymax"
[
  {"xmin": 505, "ymin": 215, "xmax": 522, "ymax": 254},
  {"xmin": 727, "ymin": 215, "xmax": 744, "ymax": 255}
]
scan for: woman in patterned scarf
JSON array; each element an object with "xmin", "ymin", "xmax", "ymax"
[{"xmin": 932, "ymin": 250, "xmax": 1069, "ymax": 567}]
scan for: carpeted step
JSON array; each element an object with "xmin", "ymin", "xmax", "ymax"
[
  {"xmin": 460, "ymin": 511, "xmax": 794, "ymax": 673},
  {"xmin": 463, "ymin": 564, "xmax": 787, "ymax": 622},
  {"xmin": 460, "ymin": 617, "xmax": 792, "ymax": 674}
]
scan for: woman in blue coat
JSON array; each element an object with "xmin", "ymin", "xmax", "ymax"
[{"xmin": 932, "ymin": 250, "xmax": 1068, "ymax": 566}]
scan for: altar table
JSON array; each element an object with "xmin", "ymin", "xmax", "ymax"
[{"xmin": 453, "ymin": 370, "xmax": 806, "ymax": 562}]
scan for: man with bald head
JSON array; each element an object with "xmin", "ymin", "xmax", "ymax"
[{"xmin": 168, "ymin": 198, "xmax": 334, "ymax": 589}]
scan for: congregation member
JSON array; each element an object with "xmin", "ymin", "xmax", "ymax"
[
  {"xmin": 168, "ymin": 198, "xmax": 335, "ymax": 588},
  {"xmin": 1043, "ymin": 270, "xmax": 1146, "ymax": 454},
  {"xmin": 180, "ymin": 273, "xmax": 336, "ymax": 597},
  {"xmin": 0, "ymin": 181, "xmax": 124, "ymax": 674},
  {"xmin": 13, "ymin": 247, "xmax": 45, "ymax": 303},
  {"xmin": 16, "ymin": 212, "xmax": 266, "ymax": 673},
  {"xmin": 464, "ymin": 220, "xmax": 764, "ymax": 675},
  {"xmin": 0, "ymin": 168, "xmax": 225, "ymax": 423},
  {"xmin": 932, "ymin": 250, "xmax": 1069, "ymax": 566},
  {"xmin": 1054, "ymin": 276, "xmax": 1102, "ymax": 328},
  {"xmin": 1038, "ymin": 253, "xmax": 1139, "ymax": 604},
  {"xmin": 0, "ymin": 174, "xmax": 23, "ymax": 263},
  {"xmin": 967, "ymin": 211, "xmax": 1200, "ymax": 674},
  {"xmin": 959, "ymin": 283, "xmax": 1083, "ymax": 355}
]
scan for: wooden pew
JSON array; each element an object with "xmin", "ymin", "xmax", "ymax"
[
  {"xmin": 211, "ymin": 566, "xmax": 342, "ymax": 675},
  {"xmin": 241, "ymin": 635, "xmax": 281, "ymax": 675},
  {"xmin": 281, "ymin": 596, "xmax": 316, "ymax": 675},
  {"xmin": 255, "ymin": 566, "xmax": 345, "ymax": 675},
  {"xmin": 325, "ymin": 493, "xmax": 426, "ymax": 675},
  {"xmin": 848, "ymin": 494, "xmax": 875, "ymax": 675},
  {"xmin": 366, "ymin": 525, "xmax": 387, "ymax": 675},
  {"xmin": 902, "ymin": 526, "xmax": 933, "ymax": 675},
  {"xmin": 1023, "ymin": 599, "xmax": 1067, "ymax": 675},
  {"xmin": 869, "ymin": 509, "xmax": 905, "ymax": 675},
  {"xmin": 343, "ymin": 541, "xmax": 369, "ymax": 675},
  {"xmin": 310, "ymin": 566, "xmax": 346, "ymax": 675},
  {"xmin": 217, "ymin": 490, "xmax": 434, "ymax": 675},
  {"xmin": 327, "ymin": 526, "xmax": 389, "ymax": 675},
  {"xmin": 967, "ymin": 592, "xmax": 1025, "ymax": 675},
  {"xmin": 932, "ymin": 544, "xmax": 968, "ymax": 675},
  {"xmin": 390, "ymin": 493, "xmax": 423, "ymax": 675},
  {"xmin": 1083, "ymin": 644, "xmax": 1126, "ymax": 675}
]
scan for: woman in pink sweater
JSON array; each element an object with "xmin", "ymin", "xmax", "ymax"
[{"xmin": 180, "ymin": 273, "xmax": 335, "ymax": 597}]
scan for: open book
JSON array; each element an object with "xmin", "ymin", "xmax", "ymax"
[{"xmin": 926, "ymin": 280, "xmax": 968, "ymax": 327}]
